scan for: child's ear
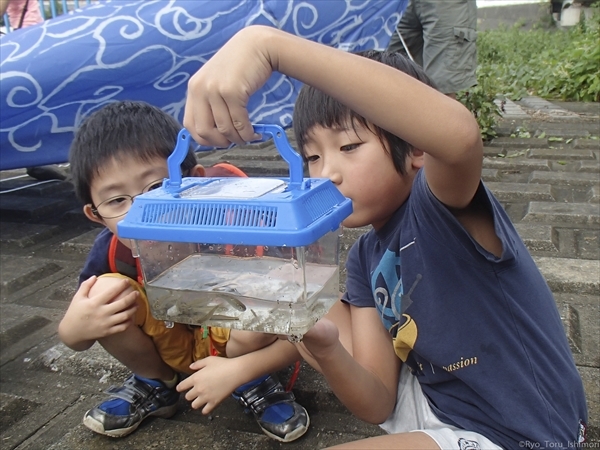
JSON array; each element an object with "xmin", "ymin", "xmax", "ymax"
[
  {"xmin": 189, "ymin": 164, "xmax": 206, "ymax": 177},
  {"xmin": 408, "ymin": 149, "xmax": 425, "ymax": 170},
  {"xmin": 83, "ymin": 204, "xmax": 105, "ymax": 225}
]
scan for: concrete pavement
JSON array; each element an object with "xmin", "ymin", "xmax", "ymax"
[{"xmin": 1, "ymin": 98, "xmax": 599, "ymax": 448}]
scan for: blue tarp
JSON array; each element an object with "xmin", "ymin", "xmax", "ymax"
[{"xmin": 0, "ymin": 0, "xmax": 407, "ymax": 170}]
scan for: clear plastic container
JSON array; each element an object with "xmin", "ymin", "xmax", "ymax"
[
  {"xmin": 133, "ymin": 229, "xmax": 340, "ymax": 337},
  {"xmin": 118, "ymin": 124, "xmax": 352, "ymax": 338}
]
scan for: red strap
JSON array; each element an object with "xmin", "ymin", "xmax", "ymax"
[
  {"xmin": 108, "ymin": 234, "xmax": 119, "ymax": 274},
  {"xmin": 285, "ymin": 361, "xmax": 301, "ymax": 392},
  {"xmin": 204, "ymin": 162, "xmax": 248, "ymax": 178},
  {"xmin": 213, "ymin": 162, "xmax": 248, "ymax": 178},
  {"xmin": 108, "ymin": 234, "xmax": 143, "ymax": 284}
]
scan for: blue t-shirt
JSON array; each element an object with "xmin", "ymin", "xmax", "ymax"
[
  {"xmin": 343, "ymin": 169, "xmax": 588, "ymax": 449},
  {"xmin": 79, "ymin": 227, "xmax": 113, "ymax": 285}
]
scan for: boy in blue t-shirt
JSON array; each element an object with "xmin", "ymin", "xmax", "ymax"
[
  {"xmin": 182, "ymin": 26, "xmax": 588, "ymax": 449},
  {"xmin": 58, "ymin": 101, "xmax": 309, "ymax": 442}
]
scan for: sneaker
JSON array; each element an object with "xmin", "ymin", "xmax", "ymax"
[
  {"xmin": 232, "ymin": 374, "xmax": 309, "ymax": 443},
  {"xmin": 83, "ymin": 374, "xmax": 179, "ymax": 438}
]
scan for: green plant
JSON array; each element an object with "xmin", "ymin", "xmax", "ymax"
[
  {"xmin": 476, "ymin": 6, "xmax": 600, "ymax": 102},
  {"xmin": 457, "ymin": 65, "xmax": 502, "ymax": 142}
]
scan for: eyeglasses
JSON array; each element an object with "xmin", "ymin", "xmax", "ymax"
[{"xmin": 91, "ymin": 178, "xmax": 164, "ymax": 219}]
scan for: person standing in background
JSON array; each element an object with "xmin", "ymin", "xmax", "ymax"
[
  {"xmin": 0, "ymin": 0, "xmax": 43, "ymax": 30},
  {"xmin": 388, "ymin": 0, "xmax": 478, "ymax": 99}
]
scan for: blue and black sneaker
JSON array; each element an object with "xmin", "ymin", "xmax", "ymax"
[
  {"xmin": 233, "ymin": 374, "xmax": 309, "ymax": 442},
  {"xmin": 83, "ymin": 374, "xmax": 179, "ymax": 437}
]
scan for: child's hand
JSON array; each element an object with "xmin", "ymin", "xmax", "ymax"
[
  {"xmin": 177, "ymin": 356, "xmax": 243, "ymax": 414},
  {"xmin": 183, "ymin": 26, "xmax": 275, "ymax": 148},
  {"xmin": 58, "ymin": 276, "xmax": 138, "ymax": 350}
]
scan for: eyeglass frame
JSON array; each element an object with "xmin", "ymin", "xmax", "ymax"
[{"xmin": 90, "ymin": 178, "xmax": 165, "ymax": 219}]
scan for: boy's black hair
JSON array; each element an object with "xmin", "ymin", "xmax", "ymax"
[
  {"xmin": 69, "ymin": 101, "xmax": 197, "ymax": 205},
  {"xmin": 293, "ymin": 50, "xmax": 436, "ymax": 175}
]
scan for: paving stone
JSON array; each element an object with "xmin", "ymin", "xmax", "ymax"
[
  {"xmin": 576, "ymin": 229, "xmax": 600, "ymax": 261},
  {"xmin": 486, "ymin": 137, "xmax": 547, "ymax": 149},
  {"xmin": 217, "ymin": 147, "xmax": 287, "ymax": 162},
  {"xmin": 519, "ymin": 96, "xmax": 580, "ymax": 119},
  {"xmin": 529, "ymin": 170, "xmax": 600, "ymax": 187},
  {"xmin": 0, "ymin": 392, "xmax": 41, "ymax": 435},
  {"xmin": 481, "ymin": 168, "xmax": 500, "ymax": 182},
  {"xmin": 483, "ymin": 157, "xmax": 551, "ymax": 171},
  {"xmin": 0, "ymin": 195, "xmax": 75, "ymax": 221},
  {"xmin": 0, "ymin": 303, "xmax": 65, "ymax": 366},
  {"xmin": 59, "ymin": 228, "xmax": 102, "ymax": 254},
  {"xmin": 487, "ymin": 182, "xmax": 554, "ymax": 202},
  {"xmin": 534, "ymin": 256, "xmax": 600, "ymax": 295},
  {"xmin": 62, "ymin": 206, "xmax": 87, "ymax": 223},
  {"xmin": 483, "ymin": 146, "xmax": 506, "ymax": 157},
  {"xmin": 550, "ymin": 185, "xmax": 597, "ymax": 204},
  {"xmin": 577, "ymin": 161, "xmax": 600, "ymax": 173},
  {"xmin": 573, "ymin": 138, "xmax": 600, "ymax": 150},
  {"xmin": 31, "ymin": 342, "xmax": 131, "ymax": 383},
  {"xmin": 555, "ymin": 293, "xmax": 600, "ymax": 369},
  {"xmin": 0, "ymin": 222, "xmax": 62, "ymax": 248},
  {"xmin": 588, "ymin": 185, "xmax": 600, "ymax": 203},
  {"xmin": 523, "ymin": 202, "xmax": 600, "ymax": 226},
  {"xmin": 527, "ymin": 148, "xmax": 597, "ymax": 161},
  {"xmin": 0, "ymin": 315, "xmax": 52, "ymax": 354},
  {"xmin": 0, "ymin": 255, "xmax": 62, "ymax": 297},
  {"xmin": 536, "ymin": 126, "xmax": 591, "ymax": 137},
  {"xmin": 0, "ymin": 372, "xmax": 106, "ymax": 450},
  {"xmin": 495, "ymin": 98, "xmax": 529, "ymax": 119},
  {"xmin": 559, "ymin": 303, "xmax": 583, "ymax": 354},
  {"xmin": 514, "ymin": 224, "xmax": 558, "ymax": 252}
]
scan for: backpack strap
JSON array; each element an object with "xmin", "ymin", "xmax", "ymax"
[
  {"xmin": 204, "ymin": 162, "xmax": 248, "ymax": 178},
  {"xmin": 17, "ymin": 0, "xmax": 29, "ymax": 29},
  {"xmin": 108, "ymin": 234, "xmax": 143, "ymax": 284}
]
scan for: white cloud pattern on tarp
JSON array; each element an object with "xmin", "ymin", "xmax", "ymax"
[{"xmin": 0, "ymin": 0, "xmax": 406, "ymax": 170}]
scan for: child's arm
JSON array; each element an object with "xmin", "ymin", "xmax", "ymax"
[
  {"xmin": 184, "ymin": 25, "xmax": 483, "ymax": 209},
  {"xmin": 58, "ymin": 276, "xmax": 139, "ymax": 351},
  {"xmin": 177, "ymin": 338, "xmax": 301, "ymax": 414},
  {"xmin": 177, "ymin": 306, "xmax": 398, "ymax": 423},
  {"xmin": 298, "ymin": 304, "xmax": 400, "ymax": 424}
]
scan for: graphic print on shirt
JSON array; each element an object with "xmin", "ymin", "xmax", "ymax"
[
  {"xmin": 371, "ymin": 241, "xmax": 420, "ymax": 362},
  {"xmin": 458, "ymin": 438, "xmax": 481, "ymax": 450}
]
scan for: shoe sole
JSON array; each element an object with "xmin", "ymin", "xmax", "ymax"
[
  {"xmin": 260, "ymin": 414, "xmax": 310, "ymax": 443},
  {"xmin": 82, "ymin": 403, "xmax": 178, "ymax": 438}
]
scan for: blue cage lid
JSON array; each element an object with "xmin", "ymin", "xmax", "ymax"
[{"xmin": 118, "ymin": 124, "xmax": 352, "ymax": 247}]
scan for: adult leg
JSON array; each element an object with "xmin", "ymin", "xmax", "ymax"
[
  {"xmin": 388, "ymin": 0, "xmax": 425, "ymax": 66},
  {"xmin": 418, "ymin": 0, "xmax": 477, "ymax": 95}
]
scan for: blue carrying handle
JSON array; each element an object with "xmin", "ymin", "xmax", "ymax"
[
  {"xmin": 165, "ymin": 125, "xmax": 303, "ymax": 192},
  {"xmin": 253, "ymin": 124, "xmax": 303, "ymax": 189},
  {"xmin": 165, "ymin": 128, "xmax": 191, "ymax": 192}
]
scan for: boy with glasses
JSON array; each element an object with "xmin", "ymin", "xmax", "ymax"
[{"xmin": 58, "ymin": 101, "xmax": 309, "ymax": 442}]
